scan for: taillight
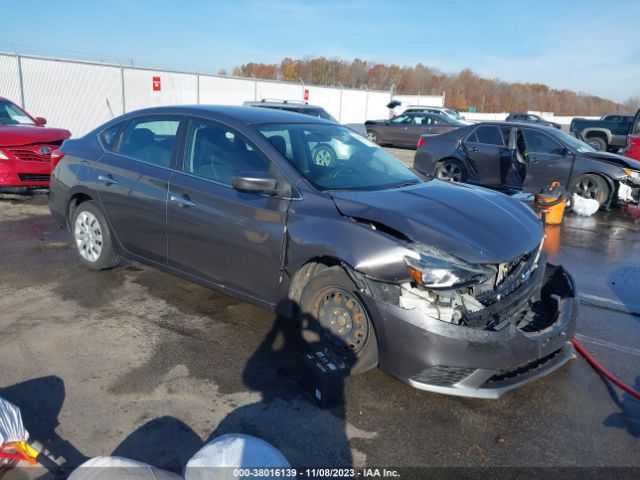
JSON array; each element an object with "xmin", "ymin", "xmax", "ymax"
[
  {"xmin": 417, "ymin": 137, "xmax": 427, "ymax": 149},
  {"xmin": 50, "ymin": 149, "xmax": 65, "ymax": 171}
]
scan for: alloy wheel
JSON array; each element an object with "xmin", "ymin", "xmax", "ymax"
[
  {"xmin": 576, "ymin": 178, "xmax": 599, "ymax": 199},
  {"xmin": 314, "ymin": 148, "xmax": 333, "ymax": 166},
  {"xmin": 367, "ymin": 130, "xmax": 378, "ymax": 143},
  {"xmin": 74, "ymin": 211, "xmax": 103, "ymax": 262},
  {"xmin": 438, "ymin": 162, "xmax": 463, "ymax": 182}
]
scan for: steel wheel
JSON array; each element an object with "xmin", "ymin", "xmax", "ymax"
[
  {"xmin": 313, "ymin": 287, "xmax": 369, "ymax": 354},
  {"xmin": 436, "ymin": 160, "xmax": 464, "ymax": 182},
  {"xmin": 74, "ymin": 211, "xmax": 103, "ymax": 263}
]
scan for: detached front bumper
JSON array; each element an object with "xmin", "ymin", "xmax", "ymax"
[{"xmin": 364, "ymin": 264, "xmax": 577, "ymax": 399}]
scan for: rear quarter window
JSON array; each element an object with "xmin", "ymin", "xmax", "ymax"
[{"xmin": 99, "ymin": 122, "xmax": 124, "ymax": 151}]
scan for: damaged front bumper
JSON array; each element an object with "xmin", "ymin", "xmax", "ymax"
[{"xmin": 362, "ymin": 263, "xmax": 577, "ymax": 399}]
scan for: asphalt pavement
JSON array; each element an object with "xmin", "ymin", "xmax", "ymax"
[{"xmin": 0, "ymin": 189, "xmax": 638, "ymax": 476}]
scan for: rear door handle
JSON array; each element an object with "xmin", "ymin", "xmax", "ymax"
[
  {"xmin": 97, "ymin": 174, "xmax": 117, "ymax": 186},
  {"xmin": 469, "ymin": 146, "xmax": 479, "ymax": 152},
  {"xmin": 170, "ymin": 194, "xmax": 197, "ymax": 208}
]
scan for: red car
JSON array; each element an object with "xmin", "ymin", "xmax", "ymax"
[
  {"xmin": 0, "ymin": 97, "xmax": 70, "ymax": 193},
  {"xmin": 622, "ymin": 109, "xmax": 640, "ymax": 163}
]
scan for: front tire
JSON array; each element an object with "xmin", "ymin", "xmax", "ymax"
[
  {"xmin": 299, "ymin": 267, "xmax": 378, "ymax": 374},
  {"xmin": 434, "ymin": 159, "xmax": 468, "ymax": 182},
  {"xmin": 571, "ymin": 174, "xmax": 610, "ymax": 206},
  {"xmin": 71, "ymin": 200, "xmax": 122, "ymax": 270}
]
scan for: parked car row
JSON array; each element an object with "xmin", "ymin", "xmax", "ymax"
[{"xmin": 413, "ymin": 122, "xmax": 640, "ymax": 207}]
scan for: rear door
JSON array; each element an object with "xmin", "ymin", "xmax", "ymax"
[
  {"xmin": 521, "ymin": 128, "xmax": 573, "ymax": 192},
  {"xmin": 167, "ymin": 118, "xmax": 291, "ymax": 303},
  {"xmin": 94, "ymin": 116, "xmax": 182, "ymax": 264},
  {"xmin": 461, "ymin": 125, "xmax": 508, "ymax": 186}
]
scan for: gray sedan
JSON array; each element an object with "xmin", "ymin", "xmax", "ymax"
[
  {"xmin": 49, "ymin": 106, "xmax": 577, "ymax": 398},
  {"xmin": 365, "ymin": 112, "xmax": 466, "ymax": 148}
]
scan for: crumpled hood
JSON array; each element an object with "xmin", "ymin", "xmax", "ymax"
[
  {"xmin": 582, "ymin": 150, "xmax": 636, "ymax": 169},
  {"xmin": 330, "ymin": 180, "xmax": 543, "ymax": 264},
  {"xmin": 0, "ymin": 124, "xmax": 71, "ymax": 147}
]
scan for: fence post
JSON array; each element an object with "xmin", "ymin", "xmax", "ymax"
[
  {"xmin": 364, "ymin": 85, "xmax": 369, "ymax": 123},
  {"xmin": 120, "ymin": 65, "xmax": 126, "ymax": 114},
  {"xmin": 299, "ymin": 78, "xmax": 305, "ymax": 101},
  {"xmin": 251, "ymin": 73, "xmax": 257, "ymax": 101},
  {"xmin": 338, "ymin": 82, "xmax": 343, "ymax": 123},
  {"xmin": 197, "ymin": 73, "xmax": 200, "ymax": 104},
  {"xmin": 16, "ymin": 53, "xmax": 26, "ymax": 109}
]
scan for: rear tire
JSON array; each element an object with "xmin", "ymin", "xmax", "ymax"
[
  {"xmin": 586, "ymin": 136, "xmax": 607, "ymax": 151},
  {"xmin": 71, "ymin": 200, "xmax": 122, "ymax": 270},
  {"xmin": 571, "ymin": 174, "xmax": 610, "ymax": 206},
  {"xmin": 434, "ymin": 159, "xmax": 468, "ymax": 182},
  {"xmin": 299, "ymin": 267, "xmax": 379, "ymax": 374},
  {"xmin": 367, "ymin": 129, "xmax": 380, "ymax": 145}
]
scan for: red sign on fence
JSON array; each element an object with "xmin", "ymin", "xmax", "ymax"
[
  {"xmin": 303, "ymin": 88, "xmax": 309, "ymax": 101},
  {"xmin": 152, "ymin": 76, "xmax": 161, "ymax": 92}
]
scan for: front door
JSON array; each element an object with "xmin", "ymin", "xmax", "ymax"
[
  {"xmin": 521, "ymin": 128, "xmax": 574, "ymax": 193},
  {"xmin": 167, "ymin": 118, "xmax": 290, "ymax": 303},
  {"xmin": 94, "ymin": 116, "xmax": 182, "ymax": 264}
]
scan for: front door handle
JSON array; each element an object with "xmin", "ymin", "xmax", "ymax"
[
  {"xmin": 469, "ymin": 146, "xmax": 479, "ymax": 152},
  {"xmin": 97, "ymin": 174, "xmax": 117, "ymax": 186},
  {"xmin": 170, "ymin": 194, "xmax": 197, "ymax": 208}
]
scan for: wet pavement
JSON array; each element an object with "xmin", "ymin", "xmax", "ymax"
[{"xmin": 0, "ymin": 193, "xmax": 638, "ymax": 474}]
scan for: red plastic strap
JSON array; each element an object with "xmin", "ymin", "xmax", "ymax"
[{"xmin": 572, "ymin": 339, "xmax": 640, "ymax": 400}]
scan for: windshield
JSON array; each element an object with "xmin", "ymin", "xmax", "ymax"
[
  {"xmin": 445, "ymin": 109, "xmax": 462, "ymax": 119},
  {"xmin": 305, "ymin": 108, "xmax": 338, "ymax": 123},
  {"xmin": 558, "ymin": 130, "xmax": 596, "ymax": 153},
  {"xmin": 0, "ymin": 100, "xmax": 35, "ymax": 125},
  {"xmin": 258, "ymin": 123, "xmax": 422, "ymax": 191}
]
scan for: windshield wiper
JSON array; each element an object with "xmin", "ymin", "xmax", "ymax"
[{"xmin": 390, "ymin": 179, "xmax": 420, "ymax": 189}]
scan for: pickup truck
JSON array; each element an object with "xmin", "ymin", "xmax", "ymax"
[
  {"xmin": 570, "ymin": 115, "xmax": 634, "ymax": 152},
  {"xmin": 622, "ymin": 109, "xmax": 640, "ymax": 163}
]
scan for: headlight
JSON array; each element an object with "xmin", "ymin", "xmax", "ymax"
[
  {"xmin": 624, "ymin": 168, "xmax": 640, "ymax": 184},
  {"xmin": 404, "ymin": 246, "xmax": 494, "ymax": 289},
  {"xmin": 0, "ymin": 150, "xmax": 9, "ymax": 160}
]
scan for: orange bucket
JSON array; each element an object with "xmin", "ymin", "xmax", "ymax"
[{"xmin": 535, "ymin": 182, "xmax": 567, "ymax": 225}]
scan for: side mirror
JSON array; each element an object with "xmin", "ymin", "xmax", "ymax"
[
  {"xmin": 34, "ymin": 117, "xmax": 47, "ymax": 126},
  {"xmin": 232, "ymin": 170, "xmax": 277, "ymax": 194}
]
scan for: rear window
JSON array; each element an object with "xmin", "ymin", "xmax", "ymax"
[{"xmin": 468, "ymin": 126, "xmax": 505, "ymax": 146}]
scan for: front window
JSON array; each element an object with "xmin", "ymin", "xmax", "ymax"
[
  {"xmin": 258, "ymin": 123, "xmax": 422, "ymax": 191},
  {"xmin": 0, "ymin": 100, "xmax": 35, "ymax": 125},
  {"xmin": 556, "ymin": 130, "xmax": 596, "ymax": 153}
]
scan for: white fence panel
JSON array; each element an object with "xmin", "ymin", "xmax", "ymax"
[
  {"xmin": 307, "ymin": 87, "xmax": 342, "ymax": 121},
  {"xmin": 367, "ymin": 91, "xmax": 392, "ymax": 120},
  {"xmin": 0, "ymin": 54, "xmax": 21, "ymax": 105},
  {"xmin": 199, "ymin": 75, "xmax": 255, "ymax": 105},
  {"xmin": 255, "ymin": 81, "xmax": 301, "ymax": 102},
  {"xmin": 21, "ymin": 57, "xmax": 123, "ymax": 137},
  {"xmin": 393, "ymin": 94, "xmax": 444, "ymax": 108},
  {"xmin": 340, "ymin": 90, "xmax": 368, "ymax": 124},
  {"xmin": 123, "ymin": 68, "xmax": 197, "ymax": 112}
]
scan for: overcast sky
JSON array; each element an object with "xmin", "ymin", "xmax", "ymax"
[{"xmin": 2, "ymin": 0, "xmax": 638, "ymax": 102}]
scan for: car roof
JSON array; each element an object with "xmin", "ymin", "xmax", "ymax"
[
  {"xmin": 243, "ymin": 100, "xmax": 322, "ymax": 110},
  {"xmin": 116, "ymin": 104, "xmax": 331, "ymax": 125}
]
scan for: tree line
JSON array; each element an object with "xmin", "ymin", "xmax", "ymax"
[{"xmin": 230, "ymin": 57, "xmax": 639, "ymax": 116}]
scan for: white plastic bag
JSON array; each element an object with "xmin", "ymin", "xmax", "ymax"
[
  {"xmin": 185, "ymin": 434, "xmax": 290, "ymax": 480},
  {"xmin": 572, "ymin": 193, "xmax": 600, "ymax": 216},
  {"xmin": 68, "ymin": 456, "xmax": 182, "ymax": 480},
  {"xmin": 0, "ymin": 396, "xmax": 29, "ymax": 445}
]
